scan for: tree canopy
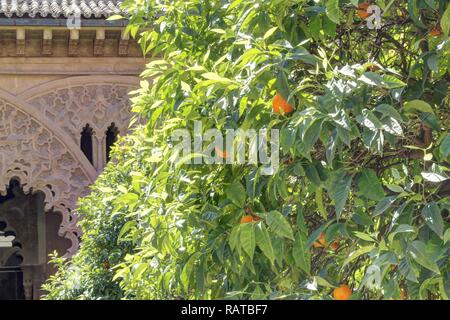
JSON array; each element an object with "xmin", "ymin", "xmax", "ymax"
[{"xmin": 44, "ymin": 0, "xmax": 450, "ymax": 300}]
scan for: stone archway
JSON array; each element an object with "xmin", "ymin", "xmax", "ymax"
[
  {"xmin": 20, "ymin": 76, "xmax": 139, "ymax": 173},
  {"xmin": 0, "ymin": 76, "xmax": 138, "ymax": 299},
  {"xmin": 0, "ymin": 92, "xmax": 97, "ymax": 257},
  {"xmin": 0, "ymin": 179, "xmax": 73, "ymax": 299},
  {"xmin": 0, "ymin": 76, "xmax": 138, "ymax": 257}
]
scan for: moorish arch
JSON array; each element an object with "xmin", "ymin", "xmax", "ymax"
[
  {"xmin": 0, "ymin": 76, "xmax": 138, "ymax": 257},
  {"xmin": 0, "ymin": 90, "xmax": 99, "ymax": 257},
  {"xmin": 19, "ymin": 76, "xmax": 139, "ymax": 173}
]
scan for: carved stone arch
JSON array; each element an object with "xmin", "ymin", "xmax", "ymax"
[
  {"xmin": 0, "ymin": 92, "xmax": 98, "ymax": 257},
  {"xmin": 20, "ymin": 76, "xmax": 139, "ymax": 172}
]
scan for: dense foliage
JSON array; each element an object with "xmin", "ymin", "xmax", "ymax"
[{"xmin": 44, "ymin": 0, "xmax": 450, "ymax": 300}]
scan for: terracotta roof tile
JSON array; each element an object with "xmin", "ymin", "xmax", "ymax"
[{"xmin": 0, "ymin": 0, "xmax": 123, "ymax": 19}]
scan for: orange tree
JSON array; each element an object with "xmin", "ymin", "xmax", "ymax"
[{"xmin": 44, "ymin": 0, "xmax": 450, "ymax": 300}]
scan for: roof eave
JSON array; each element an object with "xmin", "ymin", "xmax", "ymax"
[{"xmin": 0, "ymin": 18, "xmax": 128, "ymax": 27}]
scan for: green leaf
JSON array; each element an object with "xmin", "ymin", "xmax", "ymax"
[
  {"xmin": 441, "ymin": 3, "xmax": 450, "ymax": 36},
  {"xmin": 381, "ymin": 117, "xmax": 403, "ymax": 136},
  {"xmin": 181, "ymin": 252, "xmax": 201, "ymax": 291},
  {"xmin": 293, "ymin": 229, "xmax": 311, "ymax": 274},
  {"xmin": 280, "ymin": 122, "xmax": 298, "ymax": 151},
  {"xmin": 404, "ymin": 100, "xmax": 434, "ymax": 114},
  {"xmin": 440, "ymin": 133, "xmax": 450, "ymax": 158},
  {"xmin": 265, "ymin": 210, "xmax": 294, "ymax": 240},
  {"xmin": 240, "ymin": 223, "xmax": 256, "ymax": 259},
  {"xmin": 407, "ymin": 240, "xmax": 441, "ymax": 274},
  {"xmin": 226, "ymin": 181, "xmax": 246, "ymax": 207},
  {"xmin": 133, "ymin": 263, "xmax": 148, "ymax": 280},
  {"xmin": 326, "ymin": 130, "xmax": 338, "ymax": 165},
  {"xmin": 210, "ymin": 28, "xmax": 226, "ymax": 34},
  {"xmin": 309, "ymin": 14, "xmax": 321, "ymax": 41},
  {"xmin": 118, "ymin": 220, "xmax": 137, "ymax": 239},
  {"xmin": 357, "ymin": 169, "xmax": 385, "ymax": 201},
  {"xmin": 357, "ymin": 109, "xmax": 384, "ymax": 131},
  {"xmin": 263, "ymin": 27, "xmax": 278, "ymax": 39},
  {"xmin": 426, "ymin": 53, "xmax": 438, "ymax": 72},
  {"xmin": 117, "ymin": 192, "xmax": 139, "ymax": 204},
  {"xmin": 359, "ymin": 72, "xmax": 383, "ymax": 86},
  {"xmin": 444, "ymin": 229, "xmax": 450, "ymax": 244},
  {"xmin": 421, "ymin": 172, "xmax": 448, "ymax": 183},
  {"xmin": 374, "ymin": 196, "xmax": 396, "ymax": 216},
  {"xmin": 399, "ymin": 257, "xmax": 419, "ymax": 283},
  {"xmin": 276, "ymin": 72, "xmax": 292, "ymax": 105},
  {"xmin": 98, "ymin": 187, "xmax": 114, "ymax": 193},
  {"xmin": 342, "ymin": 245, "xmax": 374, "ymax": 268},
  {"xmin": 421, "ymin": 203, "xmax": 444, "ymax": 238},
  {"xmin": 315, "ymin": 188, "xmax": 328, "ymax": 220},
  {"xmin": 107, "ymin": 14, "xmax": 125, "ymax": 21},
  {"xmin": 375, "ymin": 104, "xmax": 403, "ymax": 122},
  {"xmin": 388, "ymin": 224, "xmax": 416, "ymax": 243},
  {"xmin": 255, "ymin": 222, "xmax": 275, "ymax": 263},
  {"xmin": 229, "ymin": 225, "xmax": 240, "ymax": 251},
  {"xmin": 381, "ymin": 75, "xmax": 406, "ymax": 89},
  {"xmin": 326, "ymin": 170, "xmax": 352, "ymax": 220},
  {"xmin": 386, "ymin": 184, "xmax": 405, "ymax": 193},
  {"xmin": 408, "ymin": 0, "xmax": 427, "ymax": 29},
  {"xmin": 305, "ymin": 164, "xmax": 322, "ymax": 187},
  {"xmin": 353, "ymin": 231, "xmax": 377, "ymax": 242},
  {"xmin": 301, "ymin": 120, "xmax": 323, "ymax": 154},
  {"xmin": 325, "ymin": 0, "xmax": 341, "ymax": 24},
  {"xmin": 201, "ymin": 72, "xmax": 234, "ymax": 84}
]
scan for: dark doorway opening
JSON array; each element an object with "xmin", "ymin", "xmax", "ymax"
[
  {"xmin": 0, "ymin": 180, "xmax": 25, "ymax": 300},
  {"xmin": 0, "ymin": 180, "xmax": 72, "ymax": 300},
  {"xmin": 106, "ymin": 123, "xmax": 119, "ymax": 163},
  {"xmin": 0, "ymin": 267, "xmax": 25, "ymax": 300},
  {"xmin": 81, "ymin": 124, "xmax": 94, "ymax": 165}
]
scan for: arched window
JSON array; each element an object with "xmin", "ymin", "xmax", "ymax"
[
  {"xmin": 106, "ymin": 123, "xmax": 119, "ymax": 163},
  {"xmin": 80, "ymin": 124, "xmax": 93, "ymax": 165}
]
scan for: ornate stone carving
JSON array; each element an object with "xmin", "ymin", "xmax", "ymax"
[
  {"xmin": 68, "ymin": 39, "xmax": 79, "ymax": 56},
  {"xmin": 0, "ymin": 98, "xmax": 93, "ymax": 257},
  {"xmin": 94, "ymin": 39, "xmax": 105, "ymax": 56},
  {"xmin": 16, "ymin": 39, "xmax": 25, "ymax": 56},
  {"xmin": 0, "ymin": 77, "xmax": 136, "ymax": 258},
  {"xmin": 42, "ymin": 39, "xmax": 53, "ymax": 56},
  {"xmin": 27, "ymin": 84, "xmax": 133, "ymax": 171},
  {"xmin": 119, "ymin": 39, "xmax": 129, "ymax": 56}
]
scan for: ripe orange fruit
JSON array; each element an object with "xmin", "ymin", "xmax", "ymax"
[
  {"xmin": 272, "ymin": 93, "xmax": 294, "ymax": 115},
  {"xmin": 214, "ymin": 147, "xmax": 229, "ymax": 159},
  {"xmin": 330, "ymin": 241, "xmax": 340, "ymax": 251},
  {"xmin": 240, "ymin": 215, "xmax": 254, "ymax": 224},
  {"xmin": 357, "ymin": 10, "xmax": 370, "ymax": 19},
  {"xmin": 429, "ymin": 27, "xmax": 443, "ymax": 37},
  {"xmin": 333, "ymin": 284, "xmax": 352, "ymax": 300},
  {"xmin": 313, "ymin": 232, "xmax": 327, "ymax": 248},
  {"xmin": 357, "ymin": 2, "xmax": 370, "ymax": 19}
]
